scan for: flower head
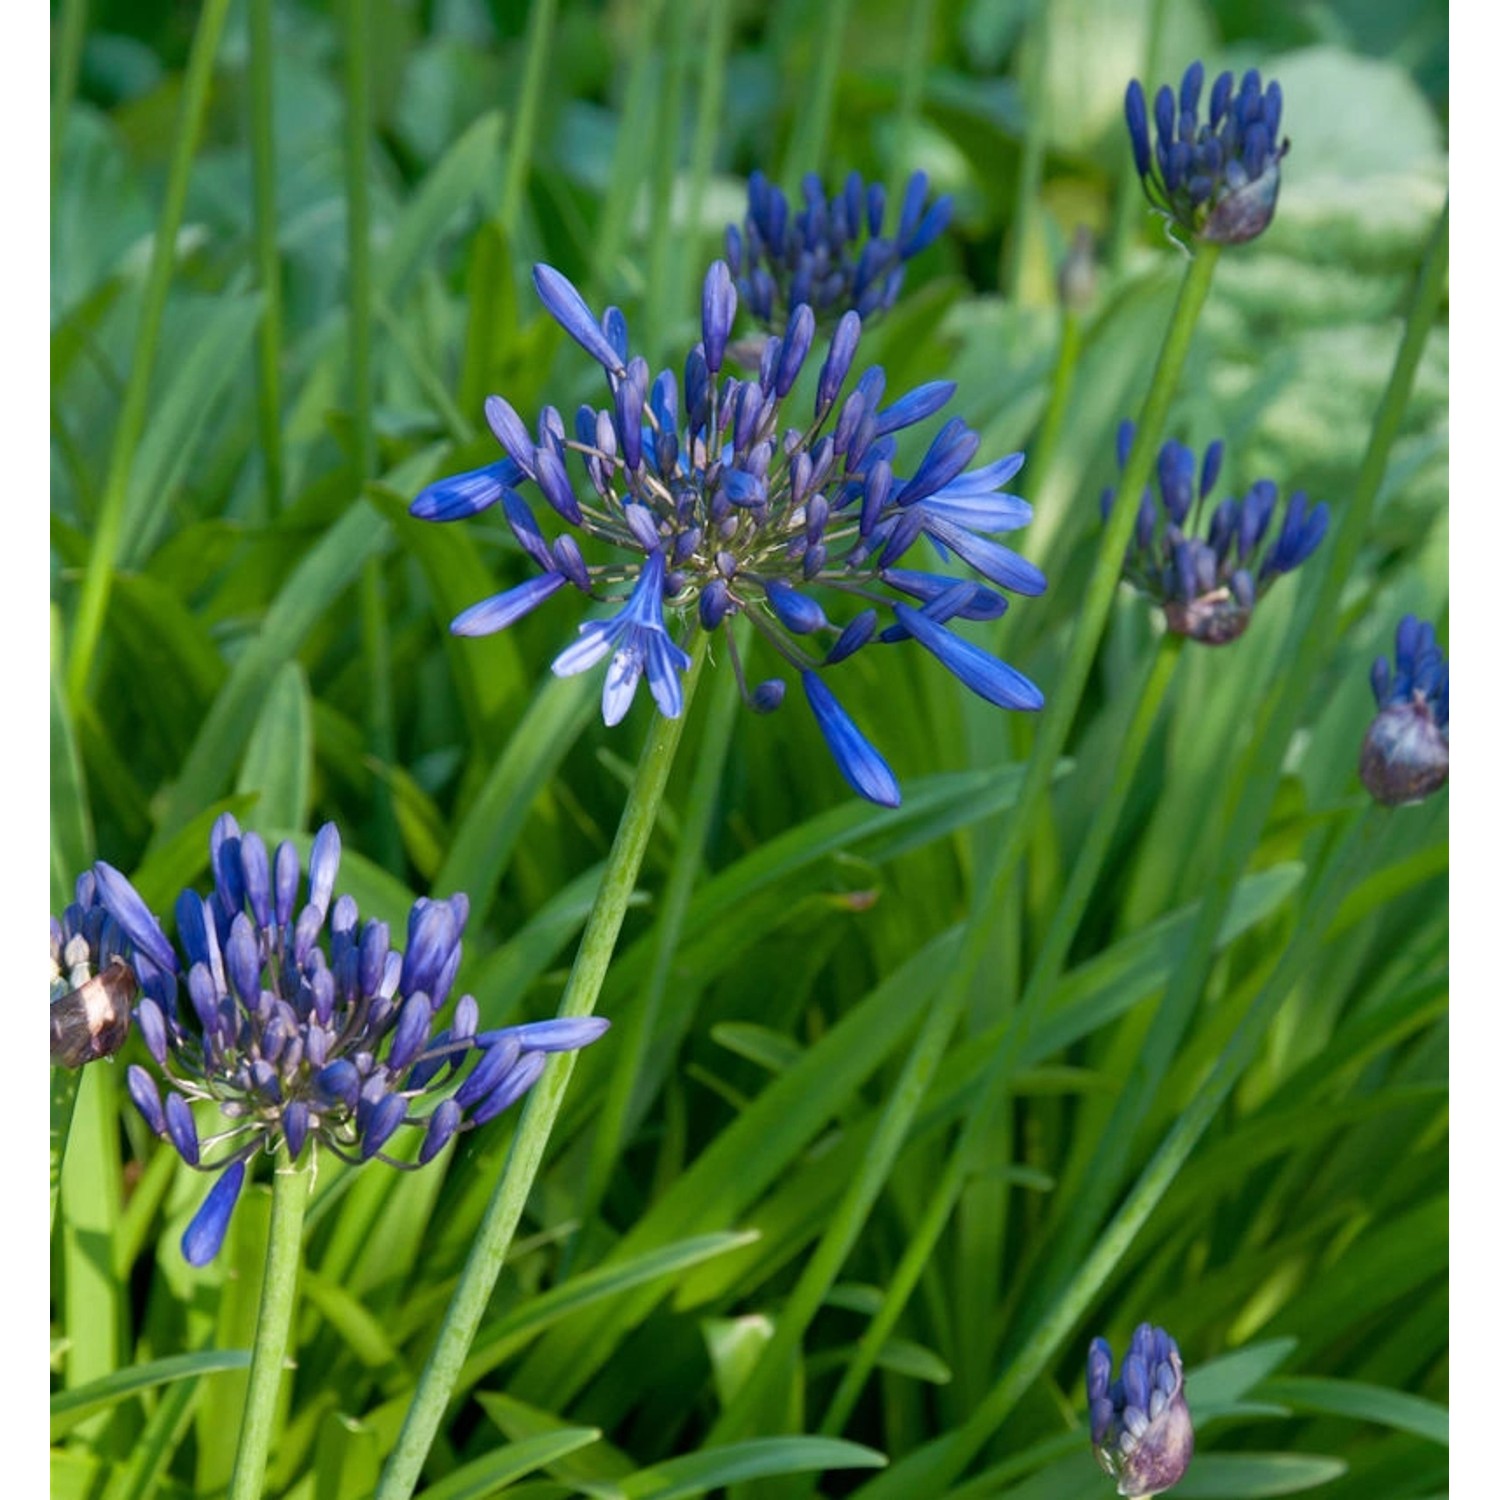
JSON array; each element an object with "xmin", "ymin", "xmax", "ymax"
[
  {"xmin": 1125, "ymin": 62, "xmax": 1288, "ymax": 247},
  {"xmin": 1087, "ymin": 1325, "xmax": 1194, "ymax": 1497},
  {"xmin": 1359, "ymin": 615, "xmax": 1448, "ymax": 805},
  {"xmin": 413, "ymin": 259, "xmax": 1045, "ymax": 807},
  {"xmin": 1103, "ymin": 422, "xmax": 1327, "ymax": 645},
  {"xmin": 726, "ymin": 170, "xmax": 952, "ymax": 331},
  {"xmin": 77, "ymin": 815, "xmax": 609, "ymax": 1265}
]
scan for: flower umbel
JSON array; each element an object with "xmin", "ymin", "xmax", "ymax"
[
  {"xmin": 78, "ymin": 815, "xmax": 609, "ymax": 1265},
  {"xmin": 1103, "ymin": 422, "xmax": 1328, "ymax": 645},
  {"xmin": 726, "ymin": 170, "xmax": 952, "ymax": 331},
  {"xmin": 1359, "ymin": 614, "xmax": 1448, "ymax": 805},
  {"xmin": 1088, "ymin": 1324, "xmax": 1194, "ymax": 1497},
  {"xmin": 50, "ymin": 873, "xmax": 138, "ymax": 1066},
  {"xmin": 1125, "ymin": 62, "xmax": 1289, "ymax": 247},
  {"xmin": 413, "ymin": 259, "xmax": 1046, "ymax": 807}
]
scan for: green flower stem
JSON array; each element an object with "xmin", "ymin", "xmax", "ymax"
[
  {"xmin": 375, "ymin": 638, "xmax": 709, "ymax": 1500},
  {"xmin": 782, "ymin": 0, "xmax": 854, "ymax": 183},
  {"xmin": 50, "ymin": 0, "xmax": 89, "ymax": 196},
  {"xmin": 683, "ymin": 0, "xmax": 733, "ymax": 322},
  {"xmin": 1107, "ymin": 0, "xmax": 1169, "ymax": 272},
  {"xmin": 710, "ymin": 249, "xmax": 1220, "ymax": 1447},
  {"xmin": 895, "ymin": 0, "xmax": 937, "ymax": 141},
  {"xmin": 644, "ymin": 6, "xmax": 693, "ymax": 346},
  {"xmin": 583, "ymin": 631, "xmax": 742, "ymax": 1217},
  {"xmin": 50, "ymin": 1066, "xmax": 83, "ymax": 1234},
  {"xmin": 818, "ymin": 635, "xmax": 1183, "ymax": 1437},
  {"xmin": 64, "ymin": 0, "xmax": 233, "ymax": 704},
  {"xmin": 227, "ymin": 1155, "xmax": 314, "ymax": 1500},
  {"xmin": 249, "ymin": 0, "xmax": 285, "ymax": 515},
  {"xmin": 1003, "ymin": 0, "xmax": 1050, "ymax": 300},
  {"xmin": 1025, "ymin": 198, "xmax": 1449, "ymax": 1316},
  {"xmin": 499, "ymin": 0, "xmax": 558, "ymax": 229},
  {"xmin": 880, "ymin": 807, "xmax": 1387, "ymax": 1498}
]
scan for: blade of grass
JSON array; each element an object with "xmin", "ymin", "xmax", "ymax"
[{"xmin": 249, "ymin": 0, "xmax": 285, "ymax": 515}]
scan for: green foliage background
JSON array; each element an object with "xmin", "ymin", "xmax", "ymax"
[{"xmin": 50, "ymin": 0, "xmax": 1448, "ymax": 1496}]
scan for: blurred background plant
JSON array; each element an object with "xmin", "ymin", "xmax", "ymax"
[{"xmin": 50, "ymin": 0, "xmax": 1447, "ymax": 1497}]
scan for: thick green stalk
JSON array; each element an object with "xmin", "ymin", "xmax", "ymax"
[
  {"xmin": 818, "ymin": 637, "xmax": 1183, "ymax": 1435},
  {"xmin": 781, "ymin": 0, "xmax": 854, "ymax": 183},
  {"xmin": 583, "ymin": 639, "xmax": 741, "ymax": 1216},
  {"xmin": 249, "ymin": 0, "xmax": 285, "ymax": 515},
  {"xmin": 346, "ymin": 0, "xmax": 400, "ymax": 872},
  {"xmin": 65, "ymin": 0, "xmax": 233, "ymax": 703},
  {"xmin": 50, "ymin": 1066, "xmax": 83, "ymax": 1234},
  {"xmin": 1027, "ymin": 200, "xmax": 1449, "ymax": 1313},
  {"xmin": 375, "ymin": 641, "xmax": 708, "ymax": 1500},
  {"xmin": 499, "ymin": 0, "xmax": 558, "ymax": 228},
  {"xmin": 227, "ymin": 1157, "xmax": 314, "ymax": 1500},
  {"xmin": 710, "ymin": 250, "xmax": 1220, "ymax": 1444}
]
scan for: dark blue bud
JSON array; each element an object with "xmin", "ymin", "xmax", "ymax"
[
  {"xmin": 360, "ymin": 1094, "xmax": 408, "ymax": 1159},
  {"xmin": 419, "ymin": 1098, "xmax": 464, "ymax": 1164},
  {"xmin": 601, "ymin": 305, "xmax": 630, "ymax": 362},
  {"xmin": 700, "ymin": 578, "xmax": 732, "ymax": 629},
  {"xmin": 801, "ymin": 671, "xmax": 900, "ymax": 808},
  {"xmin": 765, "ymin": 581, "xmax": 829, "ymax": 634},
  {"xmin": 182, "ymin": 1161, "xmax": 246, "ymax": 1267},
  {"xmin": 825, "ymin": 609, "xmax": 878, "ymax": 665},
  {"xmin": 470, "ymin": 1050, "xmax": 548, "ymax": 1126},
  {"xmin": 314, "ymin": 1059, "xmax": 361, "ymax": 1109},
  {"xmin": 484, "ymin": 396, "xmax": 537, "ymax": 476},
  {"xmin": 533, "ymin": 447, "xmax": 584, "ymax": 525},
  {"xmin": 750, "ymin": 679, "xmax": 786, "ymax": 713},
  {"xmin": 775, "ymin": 304, "xmax": 815, "ymax": 397},
  {"xmin": 239, "ymin": 834, "xmax": 271, "ymax": 929},
  {"xmin": 533, "ymin": 264, "xmax": 625, "ymax": 374},
  {"xmin": 92, "ymin": 863, "xmax": 177, "ymax": 976},
  {"xmin": 225, "ymin": 915, "xmax": 262, "ymax": 1006},
  {"xmin": 456, "ymin": 1035, "xmax": 524, "ymax": 1108},
  {"xmin": 893, "ymin": 604, "xmax": 1044, "ymax": 711},
  {"xmin": 1200, "ymin": 440, "xmax": 1224, "ymax": 498},
  {"xmin": 388, "ymin": 994, "xmax": 433, "ymax": 1073},
  {"xmin": 501, "ymin": 486, "xmax": 555, "ymax": 572},
  {"xmin": 307, "ymin": 824, "xmax": 340, "ymax": 915},
  {"xmin": 1124, "ymin": 81, "xmax": 1152, "ymax": 176},
  {"xmin": 702, "ymin": 260, "xmax": 737, "ymax": 374},
  {"xmin": 1210, "ymin": 70, "xmax": 1233, "ymax": 127},
  {"xmin": 552, "ymin": 535, "xmax": 591, "ymax": 592},
  {"xmin": 165, "ymin": 1093, "xmax": 200, "ymax": 1165},
  {"xmin": 127, "ymin": 1065, "xmax": 167, "ymax": 1136}
]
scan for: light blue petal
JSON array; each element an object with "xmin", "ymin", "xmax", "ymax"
[
  {"xmin": 801, "ymin": 672, "xmax": 901, "ymax": 808},
  {"xmin": 451, "ymin": 573, "xmax": 566, "ymax": 636}
]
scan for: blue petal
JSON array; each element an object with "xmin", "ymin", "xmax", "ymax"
[
  {"xmin": 478, "ymin": 1016, "xmax": 612, "ymax": 1052},
  {"xmin": 921, "ymin": 515, "xmax": 1048, "ymax": 596},
  {"xmin": 452, "ymin": 573, "xmax": 567, "ymax": 636},
  {"xmin": 533, "ymin": 264, "xmax": 626, "ymax": 374},
  {"xmin": 182, "ymin": 1161, "xmax": 246, "ymax": 1267},
  {"xmin": 410, "ymin": 459, "xmax": 521, "ymax": 521},
  {"xmin": 893, "ymin": 604, "xmax": 1044, "ymax": 711},
  {"xmin": 92, "ymin": 863, "xmax": 178, "ymax": 976},
  {"xmin": 801, "ymin": 672, "xmax": 901, "ymax": 808}
]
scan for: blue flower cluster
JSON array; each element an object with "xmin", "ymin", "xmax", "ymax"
[
  {"xmin": 73, "ymin": 815, "xmax": 608, "ymax": 1265},
  {"xmin": 51, "ymin": 874, "xmax": 138, "ymax": 1066},
  {"xmin": 1125, "ymin": 63, "xmax": 1289, "ymax": 247},
  {"xmin": 1359, "ymin": 615, "xmax": 1449, "ymax": 806},
  {"xmin": 726, "ymin": 170, "xmax": 952, "ymax": 331},
  {"xmin": 1087, "ymin": 1324, "xmax": 1195, "ymax": 1497},
  {"xmin": 413, "ymin": 259, "xmax": 1045, "ymax": 807},
  {"xmin": 1102, "ymin": 422, "xmax": 1328, "ymax": 645}
]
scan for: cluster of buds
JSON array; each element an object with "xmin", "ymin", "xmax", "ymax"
[
  {"xmin": 1103, "ymin": 423, "xmax": 1328, "ymax": 644},
  {"xmin": 725, "ymin": 170, "xmax": 952, "ymax": 331},
  {"xmin": 1087, "ymin": 1324, "xmax": 1195, "ymax": 1497},
  {"xmin": 1125, "ymin": 63, "xmax": 1289, "ymax": 247},
  {"xmin": 413, "ymin": 260, "xmax": 1045, "ymax": 806},
  {"xmin": 1359, "ymin": 614, "xmax": 1449, "ymax": 805}
]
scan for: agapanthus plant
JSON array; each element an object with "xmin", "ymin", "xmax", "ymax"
[
  {"xmin": 725, "ymin": 169, "xmax": 952, "ymax": 331},
  {"xmin": 1088, "ymin": 1324, "xmax": 1194, "ymax": 1497},
  {"xmin": 1102, "ymin": 422, "xmax": 1328, "ymax": 644},
  {"xmin": 1359, "ymin": 614, "xmax": 1448, "ymax": 805},
  {"xmin": 1125, "ymin": 62, "xmax": 1288, "ymax": 247},
  {"xmin": 73, "ymin": 815, "xmax": 608, "ymax": 1265},
  {"xmin": 412, "ymin": 259, "xmax": 1045, "ymax": 807}
]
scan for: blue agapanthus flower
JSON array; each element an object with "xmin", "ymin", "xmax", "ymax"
[
  {"xmin": 1359, "ymin": 614, "xmax": 1448, "ymax": 806},
  {"xmin": 412, "ymin": 259, "xmax": 1045, "ymax": 807},
  {"xmin": 1125, "ymin": 62, "xmax": 1288, "ymax": 247},
  {"xmin": 1102, "ymin": 422, "xmax": 1328, "ymax": 645},
  {"xmin": 726, "ymin": 169, "xmax": 952, "ymax": 330},
  {"xmin": 79, "ymin": 815, "xmax": 609, "ymax": 1265},
  {"xmin": 1088, "ymin": 1324, "xmax": 1194, "ymax": 1497}
]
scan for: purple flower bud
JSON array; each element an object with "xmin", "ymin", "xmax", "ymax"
[
  {"xmin": 164, "ymin": 1093, "xmax": 200, "ymax": 1166},
  {"xmin": 702, "ymin": 259, "xmax": 737, "ymax": 373},
  {"xmin": 533, "ymin": 264, "xmax": 625, "ymax": 374},
  {"xmin": 469, "ymin": 1050, "xmax": 547, "ymax": 1125},
  {"xmin": 419, "ymin": 1098, "xmax": 464, "ymax": 1164},
  {"xmin": 1087, "ymin": 1325, "xmax": 1194, "ymax": 1498},
  {"xmin": 182, "ymin": 1161, "xmax": 246, "ymax": 1267}
]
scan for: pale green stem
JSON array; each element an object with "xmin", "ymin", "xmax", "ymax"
[
  {"xmin": 374, "ymin": 640, "xmax": 708, "ymax": 1500},
  {"xmin": 1003, "ymin": 0, "xmax": 1049, "ymax": 300},
  {"xmin": 249, "ymin": 0, "xmax": 285, "ymax": 515},
  {"xmin": 50, "ymin": 1066, "xmax": 83, "ymax": 1234},
  {"xmin": 51, "ymin": 0, "xmax": 89, "ymax": 197},
  {"xmin": 65, "ymin": 0, "xmax": 233, "ymax": 703},
  {"xmin": 227, "ymin": 1156, "xmax": 314, "ymax": 1500},
  {"xmin": 1108, "ymin": 0, "xmax": 1169, "ymax": 271},
  {"xmin": 896, "ymin": 0, "xmax": 937, "ymax": 139},
  {"xmin": 499, "ymin": 0, "xmax": 559, "ymax": 229},
  {"xmin": 781, "ymin": 0, "xmax": 854, "ymax": 183},
  {"xmin": 682, "ymin": 0, "xmax": 733, "ymax": 321}
]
